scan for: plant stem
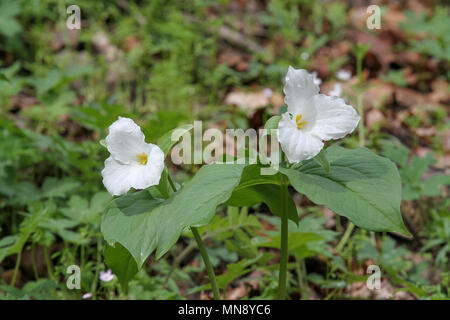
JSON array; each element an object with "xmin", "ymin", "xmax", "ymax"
[
  {"xmin": 191, "ymin": 227, "xmax": 221, "ymax": 300},
  {"xmin": 43, "ymin": 246, "xmax": 54, "ymax": 280},
  {"xmin": 167, "ymin": 172, "xmax": 177, "ymax": 192},
  {"xmin": 91, "ymin": 235, "xmax": 102, "ymax": 299},
  {"xmin": 162, "ymin": 241, "xmax": 196, "ymax": 289},
  {"xmin": 296, "ymin": 258, "xmax": 309, "ymax": 300},
  {"xmin": 277, "ymin": 175, "xmax": 289, "ymax": 300},
  {"xmin": 11, "ymin": 249, "xmax": 22, "ymax": 286},
  {"xmin": 336, "ymin": 222, "xmax": 355, "ymax": 252},
  {"xmin": 167, "ymin": 171, "xmax": 220, "ymax": 300},
  {"xmin": 31, "ymin": 242, "xmax": 39, "ymax": 280}
]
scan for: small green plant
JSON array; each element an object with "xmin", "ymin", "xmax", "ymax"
[{"xmin": 380, "ymin": 140, "xmax": 450, "ymax": 201}]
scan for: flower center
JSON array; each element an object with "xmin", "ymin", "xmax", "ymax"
[
  {"xmin": 295, "ymin": 114, "xmax": 307, "ymax": 130},
  {"xmin": 136, "ymin": 152, "xmax": 148, "ymax": 165}
]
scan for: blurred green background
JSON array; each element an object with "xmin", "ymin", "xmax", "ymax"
[{"xmin": 0, "ymin": 0, "xmax": 448, "ymax": 300}]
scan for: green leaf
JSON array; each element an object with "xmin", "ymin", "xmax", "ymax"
[
  {"xmin": 0, "ymin": 73, "xmax": 10, "ymax": 82},
  {"xmin": 257, "ymin": 232, "xmax": 323, "ymax": 250},
  {"xmin": 157, "ymin": 124, "xmax": 194, "ymax": 156},
  {"xmin": 226, "ymin": 164, "xmax": 299, "ymax": 225},
  {"xmin": 280, "ymin": 146, "xmax": 410, "ymax": 236},
  {"xmin": 422, "ymin": 174, "xmax": 450, "ymax": 197},
  {"xmin": 264, "ymin": 115, "xmax": 281, "ymax": 130},
  {"xmin": 313, "ymin": 149, "xmax": 330, "ymax": 173},
  {"xmin": 189, "ymin": 254, "xmax": 270, "ymax": 293},
  {"xmin": 279, "ymin": 106, "xmax": 287, "ymax": 114},
  {"xmin": 101, "ymin": 163, "xmax": 245, "ymax": 267},
  {"xmin": 104, "ymin": 243, "xmax": 138, "ymax": 291}
]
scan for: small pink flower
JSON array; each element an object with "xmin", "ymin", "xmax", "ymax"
[
  {"xmin": 99, "ymin": 269, "xmax": 114, "ymax": 282},
  {"xmin": 82, "ymin": 293, "xmax": 92, "ymax": 299}
]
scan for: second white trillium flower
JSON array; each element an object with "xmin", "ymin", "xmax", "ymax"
[
  {"xmin": 101, "ymin": 117, "xmax": 164, "ymax": 196},
  {"xmin": 278, "ymin": 66, "xmax": 360, "ymax": 163}
]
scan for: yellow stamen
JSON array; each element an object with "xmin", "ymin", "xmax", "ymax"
[
  {"xmin": 295, "ymin": 114, "xmax": 307, "ymax": 130},
  {"xmin": 136, "ymin": 152, "xmax": 148, "ymax": 165}
]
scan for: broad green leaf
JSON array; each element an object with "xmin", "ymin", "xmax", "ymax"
[
  {"xmin": 101, "ymin": 163, "xmax": 245, "ymax": 267},
  {"xmin": 104, "ymin": 243, "xmax": 138, "ymax": 291},
  {"xmin": 102, "ymin": 189, "xmax": 163, "ymax": 268},
  {"xmin": 313, "ymin": 149, "xmax": 330, "ymax": 173},
  {"xmin": 264, "ymin": 115, "xmax": 281, "ymax": 130},
  {"xmin": 157, "ymin": 124, "xmax": 194, "ymax": 156},
  {"xmin": 226, "ymin": 165, "xmax": 299, "ymax": 225},
  {"xmin": 280, "ymin": 146, "xmax": 410, "ymax": 236}
]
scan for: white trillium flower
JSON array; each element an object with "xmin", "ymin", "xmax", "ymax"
[
  {"xmin": 277, "ymin": 66, "xmax": 360, "ymax": 163},
  {"xmin": 101, "ymin": 117, "xmax": 164, "ymax": 196}
]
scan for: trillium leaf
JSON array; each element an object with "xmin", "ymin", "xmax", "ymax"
[
  {"xmin": 280, "ymin": 146, "xmax": 410, "ymax": 236},
  {"xmin": 264, "ymin": 115, "xmax": 281, "ymax": 130},
  {"xmin": 226, "ymin": 165, "xmax": 299, "ymax": 225},
  {"xmin": 279, "ymin": 106, "xmax": 288, "ymax": 114},
  {"xmin": 313, "ymin": 149, "xmax": 330, "ymax": 173},
  {"xmin": 157, "ymin": 124, "xmax": 194, "ymax": 156},
  {"xmin": 101, "ymin": 163, "xmax": 245, "ymax": 268},
  {"xmin": 153, "ymin": 163, "xmax": 245, "ymax": 259},
  {"xmin": 104, "ymin": 242, "xmax": 138, "ymax": 291}
]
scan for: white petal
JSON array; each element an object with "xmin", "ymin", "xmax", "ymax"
[
  {"xmin": 278, "ymin": 113, "xmax": 324, "ymax": 163},
  {"xmin": 310, "ymin": 94, "xmax": 360, "ymax": 141},
  {"xmin": 336, "ymin": 69, "xmax": 352, "ymax": 81},
  {"xmin": 101, "ymin": 157, "xmax": 132, "ymax": 196},
  {"xmin": 329, "ymin": 83, "xmax": 342, "ymax": 97},
  {"xmin": 105, "ymin": 117, "xmax": 147, "ymax": 164},
  {"xmin": 127, "ymin": 143, "xmax": 165, "ymax": 190},
  {"xmin": 284, "ymin": 66, "xmax": 319, "ymax": 115},
  {"xmin": 311, "ymin": 71, "xmax": 322, "ymax": 86}
]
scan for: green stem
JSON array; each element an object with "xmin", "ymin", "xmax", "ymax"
[
  {"xmin": 31, "ymin": 243, "xmax": 39, "ymax": 280},
  {"xmin": 43, "ymin": 246, "xmax": 54, "ymax": 280},
  {"xmin": 295, "ymin": 258, "xmax": 309, "ymax": 300},
  {"xmin": 167, "ymin": 171, "xmax": 220, "ymax": 300},
  {"xmin": 167, "ymin": 172, "xmax": 177, "ymax": 192},
  {"xmin": 162, "ymin": 241, "xmax": 196, "ymax": 289},
  {"xmin": 80, "ymin": 243, "xmax": 85, "ymax": 269},
  {"xmin": 191, "ymin": 227, "xmax": 221, "ymax": 300},
  {"xmin": 336, "ymin": 222, "xmax": 355, "ymax": 252},
  {"xmin": 11, "ymin": 249, "xmax": 22, "ymax": 286},
  {"xmin": 91, "ymin": 236, "xmax": 102, "ymax": 299},
  {"xmin": 295, "ymin": 258, "xmax": 303, "ymax": 299},
  {"xmin": 277, "ymin": 175, "xmax": 289, "ymax": 300}
]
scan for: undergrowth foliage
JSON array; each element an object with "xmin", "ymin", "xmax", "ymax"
[{"xmin": 0, "ymin": 0, "xmax": 448, "ymax": 300}]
